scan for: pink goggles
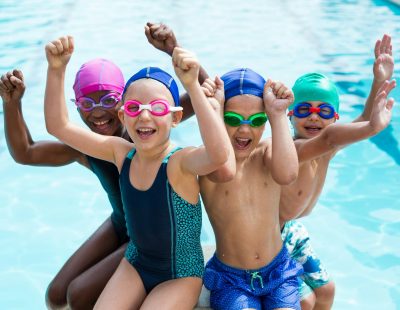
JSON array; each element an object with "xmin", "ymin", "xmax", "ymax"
[
  {"xmin": 71, "ymin": 92, "xmax": 121, "ymax": 112},
  {"xmin": 122, "ymin": 99, "xmax": 183, "ymax": 117}
]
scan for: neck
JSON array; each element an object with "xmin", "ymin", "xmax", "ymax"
[{"xmin": 134, "ymin": 140, "xmax": 173, "ymax": 163}]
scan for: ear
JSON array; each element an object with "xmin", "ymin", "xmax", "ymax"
[
  {"xmin": 171, "ymin": 110, "xmax": 183, "ymax": 127},
  {"xmin": 118, "ymin": 109, "xmax": 126, "ymax": 126}
]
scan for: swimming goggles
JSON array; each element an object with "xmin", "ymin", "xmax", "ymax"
[
  {"xmin": 71, "ymin": 92, "xmax": 120, "ymax": 112},
  {"xmin": 122, "ymin": 99, "xmax": 183, "ymax": 117},
  {"xmin": 224, "ymin": 111, "xmax": 268, "ymax": 127},
  {"xmin": 287, "ymin": 103, "xmax": 339, "ymax": 119}
]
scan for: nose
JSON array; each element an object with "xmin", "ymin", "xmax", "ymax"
[
  {"xmin": 138, "ymin": 109, "xmax": 152, "ymax": 120},
  {"xmin": 237, "ymin": 124, "xmax": 251, "ymax": 133},
  {"xmin": 308, "ymin": 112, "xmax": 320, "ymax": 121},
  {"xmin": 90, "ymin": 107, "xmax": 107, "ymax": 117}
]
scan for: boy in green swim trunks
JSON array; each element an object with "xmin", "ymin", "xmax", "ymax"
[{"xmin": 280, "ymin": 34, "xmax": 395, "ymax": 310}]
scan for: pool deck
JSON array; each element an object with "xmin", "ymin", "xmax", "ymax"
[{"xmin": 194, "ymin": 245, "xmax": 215, "ymax": 309}]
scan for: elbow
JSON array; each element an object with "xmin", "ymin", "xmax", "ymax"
[
  {"xmin": 273, "ymin": 163, "xmax": 298, "ymax": 185},
  {"xmin": 274, "ymin": 171, "xmax": 298, "ymax": 185},
  {"xmin": 210, "ymin": 145, "xmax": 231, "ymax": 167}
]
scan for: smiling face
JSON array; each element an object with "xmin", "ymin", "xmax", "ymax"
[
  {"xmin": 224, "ymin": 94, "xmax": 266, "ymax": 160},
  {"xmin": 78, "ymin": 90, "xmax": 123, "ymax": 137},
  {"xmin": 290, "ymin": 100, "xmax": 337, "ymax": 139},
  {"xmin": 118, "ymin": 78, "xmax": 182, "ymax": 151}
]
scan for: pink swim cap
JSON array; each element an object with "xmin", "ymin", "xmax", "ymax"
[{"xmin": 73, "ymin": 58, "xmax": 125, "ymax": 99}]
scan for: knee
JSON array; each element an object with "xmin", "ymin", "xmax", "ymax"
[
  {"xmin": 46, "ymin": 280, "xmax": 67, "ymax": 309},
  {"xmin": 314, "ymin": 281, "xmax": 335, "ymax": 304},
  {"xmin": 300, "ymin": 291, "xmax": 316, "ymax": 310},
  {"xmin": 67, "ymin": 278, "xmax": 94, "ymax": 310}
]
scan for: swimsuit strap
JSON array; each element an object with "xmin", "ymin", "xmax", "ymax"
[
  {"xmin": 162, "ymin": 146, "xmax": 182, "ymax": 163},
  {"xmin": 126, "ymin": 148, "xmax": 136, "ymax": 159}
]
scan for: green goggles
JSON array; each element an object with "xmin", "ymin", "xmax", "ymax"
[{"xmin": 223, "ymin": 111, "xmax": 268, "ymax": 127}]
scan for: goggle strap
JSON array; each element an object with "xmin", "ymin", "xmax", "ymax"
[{"xmin": 170, "ymin": 106, "xmax": 183, "ymax": 112}]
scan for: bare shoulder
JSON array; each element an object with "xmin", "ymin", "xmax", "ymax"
[{"xmin": 114, "ymin": 139, "xmax": 135, "ymax": 170}]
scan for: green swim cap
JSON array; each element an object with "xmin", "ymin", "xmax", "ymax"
[{"xmin": 290, "ymin": 73, "xmax": 339, "ymax": 112}]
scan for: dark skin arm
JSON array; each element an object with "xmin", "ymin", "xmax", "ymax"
[
  {"xmin": 0, "ymin": 69, "xmax": 87, "ymax": 167},
  {"xmin": 145, "ymin": 22, "xmax": 209, "ymax": 120}
]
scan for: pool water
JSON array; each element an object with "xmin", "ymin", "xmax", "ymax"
[{"xmin": 0, "ymin": 0, "xmax": 399, "ymax": 309}]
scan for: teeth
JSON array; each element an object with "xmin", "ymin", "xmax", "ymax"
[
  {"xmin": 138, "ymin": 128, "xmax": 154, "ymax": 133},
  {"xmin": 237, "ymin": 138, "xmax": 250, "ymax": 142},
  {"xmin": 94, "ymin": 120, "xmax": 108, "ymax": 126}
]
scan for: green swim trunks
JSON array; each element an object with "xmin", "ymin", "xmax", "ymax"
[{"xmin": 281, "ymin": 220, "xmax": 331, "ymax": 299}]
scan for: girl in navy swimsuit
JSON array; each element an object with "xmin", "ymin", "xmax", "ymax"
[{"xmin": 44, "ymin": 35, "xmax": 235, "ymax": 309}]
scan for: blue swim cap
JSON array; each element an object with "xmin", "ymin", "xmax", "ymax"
[
  {"xmin": 122, "ymin": 67, "xmax": 180, "ymax": 106},
  {"xmin": 291, "ymin": 72, "xmax": 339, "ymax": 112},
  {"xmin": 221, "ymin": 68, "xmax": 266, "ymax": 101}
]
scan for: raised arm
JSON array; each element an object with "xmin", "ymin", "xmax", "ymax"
[
  {"xmin": 172, "ymin": 47, "xmax": 232, "ymax": 176},
  {"xmin": 201, "ymin": 77, "xmax": 235, "ymax": 182},
  {"xmin": 44, "ymin": 36, "xmax": 126, "ymax": 166},
  {"xmin": 354, "ymin": 34, "xmax": 394, "ymax": 123},
  {"xmin": 264, "ymin": 81, "xmax": 298, "ymax": 185},
  {"xmin": 296, "ymin": 80, "xmax": 396, "ymax": 162},
  {"xmin": 145, "ymin": 22, "xmax": 209, "ymax": 120},
  {"xmin": 0, "ymin": 69, "xmax": 85, "ymax": 166}
]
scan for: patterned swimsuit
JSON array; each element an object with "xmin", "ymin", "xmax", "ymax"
[{"xmin": 120, "ymin": 147, "xmax": 204, "ymax": 292}]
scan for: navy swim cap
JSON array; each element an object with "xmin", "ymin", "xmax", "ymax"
[
  {"xmin": 221, "ymin": 68, "xmax": 266, "ymax": 101},
  {"xmin": 122, "ymin": 67, "xmax": 180, "ymax": 106}
]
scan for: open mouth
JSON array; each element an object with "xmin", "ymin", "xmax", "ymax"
[
  {"xmin": 136, "ymin": 127, "xmax": 156, "ymax": 139},
  {"xmin": 93, "ymin": 119, "xmax": 112, "ymax": 128},
  {"xmin": 304, "ymin": 126, "xmax": 322, "ymax": 134},
  {"xmin": 234, "ymin": 137, "xmax": 252, "ymax": 150}
]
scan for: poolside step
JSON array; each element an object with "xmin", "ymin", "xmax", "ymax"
[{"xmin": 194, "ymin": 245, "xmax": 215, "ymax": 309}]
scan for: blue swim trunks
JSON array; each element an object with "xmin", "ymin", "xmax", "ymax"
[
  {"xmin": 281, "ymin": 220, "xmax": 331, "ymax": 299},
  {"xmin": 203, "ymin": 246, "xmax": 303, "ymax": 310}
]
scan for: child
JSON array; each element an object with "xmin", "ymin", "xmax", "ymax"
[
  {"xmin": 44, "ymin": 35, "xmax": 234, "ymax": 309},
  {"xmin": 0, "ymin": 23, "xmax": 208, "ymax": 309},
  {"xmin": 199, "ymin": 68, "xmax": 303, "ymax": 310},
  {"xmin": 279, "ymin": 34, "xmax": 395, "ymax": 309}
]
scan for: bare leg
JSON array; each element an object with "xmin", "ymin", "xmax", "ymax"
[
  {"xmin": 313, "ymin": 281, "xmax": 335, "ymax": 310},
  {"xmin": 67, "ymin": 244, "xmax": 126, "ymax": 309},
  {"xmin": 300, "ymin": 291, "xmax": 316, "ymax": 310},
  {"xmin": 94, "ymin": 258, "xmax": 146, "ymax": 310},
  {"xmin": 140, "ymin": 277, "xmax": 202, "ymax": 310},
  {"xmin": 46, "ymin": 217, "xmax": 122, "ymax": 309}
]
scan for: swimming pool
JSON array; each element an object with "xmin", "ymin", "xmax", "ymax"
[{"xmin": 0, "ymin": 0, "xmax": 399, "ymax": 308}]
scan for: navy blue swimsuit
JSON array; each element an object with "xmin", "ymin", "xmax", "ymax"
[
  {"xmin": 120, "ymin": 148, "xmax": 204, "ymax": 293},
  {"xmin": 87, "ymin": 156, "xmax": 128, "ymax": 243}
]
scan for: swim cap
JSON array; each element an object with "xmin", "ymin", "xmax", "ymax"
[
  {"xmin": 73, "ymin": 58, "xmax": 124, "ymax": 99},
  {"xmin": 122, "ymin": 67, "xmax": 180, "ymax": 106},
  {"xmin": 221, "ymin": 68, "xmax": 266, "ymax": 101},
  {"xmin": 291, "ymin": 72, "xmax": 339, "ymax": 112}
]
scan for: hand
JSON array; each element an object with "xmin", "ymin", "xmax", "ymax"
[
  {"xmin": 263, "ymin": 80, "xmax": 294, "ymax": 116},
  {"xmin": 145, "ymin": 22, "xmax": 178, "ymax": 56},
  {"xmin": 0, "ymin": 69, "xmax": 25, "ymax": 104},
  {"xmin": 45, "ymin": 35, "xmax": 74, "ymax": 70},
  {"xmin": 201, "ymin": 76, "xmax": 225, "ymax": 113},
  {"xmin": 373, "ymin": 34, "xmax": 394, "ymax": 82},
  {"xmin": 369, "ymin": 79, "xmax": 396, "ymax": 132},
  {"xmin": 172, "ymin": 47, "xmax": 199, "ymax": 90}
]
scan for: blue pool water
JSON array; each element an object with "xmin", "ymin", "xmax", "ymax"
[{"xmin": 0, "ymin": 0, "xmax": 399, "ymax": 308}]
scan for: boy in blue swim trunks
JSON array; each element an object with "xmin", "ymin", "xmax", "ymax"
[
  {"xmin": 279, "ymin": 34, "xmax": 396, "ymax": 310},
  {"xmin": 199, "ymin": 68, "xmax": 303, "ymax": 310}
]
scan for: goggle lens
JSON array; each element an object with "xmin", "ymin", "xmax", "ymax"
[
  {"xmin": 291, "ymin": 103, "xmax": 337, "ymax": 119},
  {"xmin": 74, "ymin": 93, "xmax": 120, "ymax": 112},
  {"xmin": 224, "ymin": 112, "xmax": 268, "ymax": 127}
]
